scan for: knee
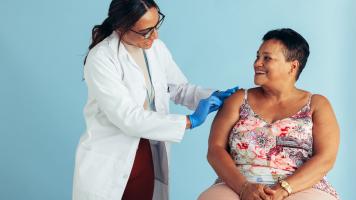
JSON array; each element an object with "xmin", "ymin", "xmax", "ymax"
[
  {"xmin": 197, "ymin": 184, "xmax": 240, "ymax": 200},
  {"xmin": 197, "ymin": 193, "xmax": 205, "ymax": 200},
  {"xmin": 197, "ymin": 189, "xmax": 211, "ymax": 200}
]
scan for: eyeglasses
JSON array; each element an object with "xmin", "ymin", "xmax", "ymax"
[{"xmin": 130, "ymin": 12, "xmax": 165, "ymax": 39}]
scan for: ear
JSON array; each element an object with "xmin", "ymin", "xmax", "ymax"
[
  {"xmin": 115, "ymin": 29, "xmax": 122, "ymax": 35},
  {"xmin": 289, "ymin": 60, "xmax": 299, "ymax": 75},
  {"xmin": 115, "ymin": 29, "xmax": 127, "ymax": 40}
]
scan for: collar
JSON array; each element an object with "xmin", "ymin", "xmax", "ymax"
[{"xmin": 107, "ymin": 31, "xmax": 156, "ymax": 61}]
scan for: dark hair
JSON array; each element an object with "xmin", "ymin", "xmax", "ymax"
[
  {"xmin": 84, "ymin": 0, "xmax": 159, "ymax": 63},
  {"xmin": 262, "ymin": 28, "xmax": 310, "ymax": 80}
]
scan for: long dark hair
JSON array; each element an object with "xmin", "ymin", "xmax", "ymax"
[{"xmin": 84, "ymin": 0, "xmax": 159, "ymax": 63}]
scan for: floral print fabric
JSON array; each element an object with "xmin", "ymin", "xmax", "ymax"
[{"xmin": 225, "ymin": 90, "xmax": 339, "ymax": 199}]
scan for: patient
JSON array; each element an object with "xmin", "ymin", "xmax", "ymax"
[{"xmin": 199, "ymin": 28, "xmax": 340, "ymax": 200}]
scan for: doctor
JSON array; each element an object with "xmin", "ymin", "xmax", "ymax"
[{"xmin": 72, "ymin": 0, "xmax": 238, "ymax": 200}]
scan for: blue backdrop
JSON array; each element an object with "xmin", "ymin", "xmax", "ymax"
[{"xmin": 0, "ymin": 0, "xmax": 355, "ymax": 199}]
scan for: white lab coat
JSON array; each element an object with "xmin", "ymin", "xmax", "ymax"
[{"xmin": 72, "ymin": 32, "xmax": 213, "ymax": 200}]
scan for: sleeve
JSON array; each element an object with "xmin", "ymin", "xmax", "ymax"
[
  {"xmin": 84, "ymin": 48, "xmax": 187, "ymax": 142},
  {"xmin": 158, "ymin": 40, "xmax": 215, "ymax": 110}
]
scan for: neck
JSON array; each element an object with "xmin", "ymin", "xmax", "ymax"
[
  {"xmin": 123, "ymin": 41, "xmax": 141, "ymax": 53},
  {"xmin": 260, "ymin": 84, "xmax": 298, "ymax": 102}
]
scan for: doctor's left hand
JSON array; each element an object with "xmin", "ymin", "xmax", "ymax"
[
  {"xmin": 188, "ymin": 96, "xmax": 222, "ymax": 129},
  {"xmin": 212, "ymin": 86, "xmax": 239, "ymax": 103}
]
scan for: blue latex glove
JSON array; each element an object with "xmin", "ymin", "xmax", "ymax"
[
  {"xmin": 212, "ymin": 86, "xmax": 239, "ymax": 102},
  {"xmin": 188, "ymin": 96, "xmax": 222, "ymax": 129}
]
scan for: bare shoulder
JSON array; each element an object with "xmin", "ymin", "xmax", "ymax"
[
  {"xmin": 223, "ymin": 88, "xmax": 246, "ymax": 110},
  {"xmin": 243, "ymin": 87, "xmax": 263, "ymax": 101},
  {"xmin": 310, "ymin": 94, "xmax": 333, "ymax": 111},
  {"xmin": 210, "ymin": 89, "xmax": 247, "ymax": 145}
]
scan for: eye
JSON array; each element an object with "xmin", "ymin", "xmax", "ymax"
[
  {"xmin": 137, "ymin": 27, "xmax": 155, "ymax": 35},
  {"xmin": 139, "ymin": 30, "xmax": 151, "ymax": 35},
  {"xmin": 264, "ymin": 56, "xmax": 271, "ymax": 61}
]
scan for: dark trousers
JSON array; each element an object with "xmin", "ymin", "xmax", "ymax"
[{"xmin": 122, "ymin": 139, "xmax": 154, "ymax": 200}]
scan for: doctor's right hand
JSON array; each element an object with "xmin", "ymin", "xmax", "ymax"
[{"xmin": 187, "ymin": 96, "xmax": 222, "ymax": 129}]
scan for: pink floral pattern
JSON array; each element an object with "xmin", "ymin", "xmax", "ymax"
[{"xmin": 227, "ymin": 90, "xmax": 339, "ymax": 199}]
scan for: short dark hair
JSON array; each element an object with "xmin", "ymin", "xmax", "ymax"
[{"xmin": 263, "ymin": 28, "xmax": 310, "ymax": 80}]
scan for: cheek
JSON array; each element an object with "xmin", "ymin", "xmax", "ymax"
[
  {"xmin": 267, "ymin": 68, "xmax": 280, "ymax": 77},
  {"xmin": 139, "ymin": 40, "xmax": 155, "ymax": 49},
  {"xmin": 269, "ymin": 67, "xmax": 289, "ymax": 79},
  {"xmin": 122, "ymin": 33, "xmax": 141, "ymax": 45}
]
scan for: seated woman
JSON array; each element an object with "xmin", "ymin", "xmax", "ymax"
[{"xmin": 199, "ymin": 28, "xmax": 340, "ymax": 200}]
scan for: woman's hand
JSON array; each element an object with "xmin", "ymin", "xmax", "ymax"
[
  {"xmin": 240, "ymin": 183, "xmax": 272, "ymax": 200},
  {"xmin": 263, "ymin": 185, "xmax": 289, "ymax": 200}
]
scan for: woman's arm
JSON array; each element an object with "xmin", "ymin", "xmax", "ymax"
[
  {"xmin": 207, "ymin": 90, "xmax": 268, "ymax": 199},
  {"xmin": 267, "ymin": 94, "xmax": 340, "ymax": 198},
  {"xmin": 207, "ymin": 89, "xmax": 246, "ymax": 192},
  {"xmin": 208, "ymin": 89, "xmax": 273, "ymax": 200}
]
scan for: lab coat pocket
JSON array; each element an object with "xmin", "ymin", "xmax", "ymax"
[{"xmin": 75, "ymin": 147, "xmax": 117, "ymax": 196}]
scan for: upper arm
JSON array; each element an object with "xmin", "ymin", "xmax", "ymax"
[
  {"xmin": 156, "ymin": 39, "xmax": 188, "ymax": 85},
  {"xmin": 209, "ymin": 89, "xmax": 245, "ymax": 150},
  {"xmin": 155, "ymin": 41, "xmax": 214, "ymax": 109},
  {"xmin": 311, "ymin": 95, "xmax": 340, "ymax": 162}
]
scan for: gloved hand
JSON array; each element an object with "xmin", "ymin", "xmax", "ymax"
[
  {"xmin": 188, "ymin": 95, "xmax": 222, "ymax": 129},
  {"xmin": 212, "ymin": 86, "xmax": 239, "ymax": 102}
]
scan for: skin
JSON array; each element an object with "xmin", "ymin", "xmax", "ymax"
[
  {"xmin": 119, "ymin": 7, "xmax": 159, "ymax": 49},
  {"xmin": 207, "ymin": 39, "xmax": 340, "ymax": 200}
]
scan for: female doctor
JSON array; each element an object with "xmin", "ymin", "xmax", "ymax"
[{"xmin": 72, "ymin": 0, "xmax": 238, "ymax": 200}]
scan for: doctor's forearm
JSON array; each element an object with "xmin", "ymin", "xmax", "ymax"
[{"xmin": 170, "ymin": 83, "xmax": 214, "ymax": 110}]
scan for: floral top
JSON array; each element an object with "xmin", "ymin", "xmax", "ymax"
[{"xmin": 218, "ymin": 89, "xmax": 339, "ymax": 199}]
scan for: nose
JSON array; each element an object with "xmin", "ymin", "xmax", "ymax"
[
  {"xmin": 254, "ymin": 57, "xmax": 263, "ymax": 68},
  {"xmin": 148, "ymin": 28, "xmax": 158, "ymax": 40}
]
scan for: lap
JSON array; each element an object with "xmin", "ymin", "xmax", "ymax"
[
  {"xmin": 198, "ymin": 183, "xmax": 240, "ymax": 200},
  {"xmin": 198, "ymin": 184, "xmax": 337, "ymax": 200},
  {"xmin": 286, "ymin": 188, "xmax": 337, "ymax": 200}
]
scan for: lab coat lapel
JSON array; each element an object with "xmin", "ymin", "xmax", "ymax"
[
  {"xmin": 113, "ymin": 34, "xmax": 149, "ymax": 94},
  {"xmin": 143, "ymin": 48, "xmax": 159, "ymax": 88}
]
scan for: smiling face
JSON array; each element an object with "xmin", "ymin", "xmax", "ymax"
[
  {"xmin": 120, "ymin": 7, "xmax": 160, "ymax": 49},
  {"xmin": 254, "ymin": 39, "xmax": 298, "ymax": 88}
]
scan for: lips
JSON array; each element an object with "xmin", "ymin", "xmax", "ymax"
[{"xmin": 255, "ymin": 69, "xmax": 267, "ymax": 75}]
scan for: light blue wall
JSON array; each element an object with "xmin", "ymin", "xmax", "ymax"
[{"xmin": 0, "ymin": 0, "xmax": 354, "ymax": 200}]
